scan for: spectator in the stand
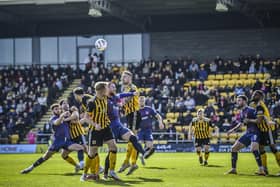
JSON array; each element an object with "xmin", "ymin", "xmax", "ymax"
[
  {"xmin": 27, "ymin": 129, "xmax": 36, "ymax": 144},
  {"xmin": 198, "ymin": 65, "xmax": 208, "ymax": 81},
  {"xmin": 0, "ymin": 126, "xmax": 9, "ymax": 144},
  {"xmin": 221, "ymin": 118, "xmax": 231, "ymax": 132},
  {"xmin": 272, "ymin": 101, "xmax": 280, "ymax": 118},
  {"xmin": 175, "ymin": 97, "xmax": 185, "ymax": 112},
  {"xmin": 209, "ymin": 61, "xmax": 217, "ymax": 74},
  {"xmin": 253, "ymin": 79, "xmax": 263, "ymax": 91},
  {"xmin": 249, "ymin": 61, "xmax": 256, "ymax": 73},
  {"xmin": 234, "ymin": 83, "xmax": 244, "ymax": 95},
  {"xmin": 16, "ymin": 99, "xmax": 26, "ymax": 114},
  {"xmin": 161, "ymin": 85, "xmax": 170, "ymax": 99},
  {"xmin": 37, "ymin": 93, "xmax": 47, "ymax": 113},
  {"xmin": 152, "ymin": 99, "xmax": 162, "ymax": 114},
  {"xmin": 184, "ymin": 95, "xmax": 195, "ymax": 111},
  {"xmin": 55, "ymin": 78, "xmax": 63, "ymax": 90},
  {"xmin": 204, "ymin": 102, "xmax": 216, "ymax": 118},
  {"xmin": 36, "ymin": 128, "xmax": 44, "ymax": 143},
  {"xmin": 166, "ymin": 123, "xmax": 176, "ymax": 140},
  {"xmin": 194, "ymin": 90, "xmax": 209, "ymax": 106},
  {"xmin": 263, "ymin": 77, "xmax": 272, "ymax": 93}
]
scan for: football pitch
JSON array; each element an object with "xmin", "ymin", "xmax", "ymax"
[{"xmin": 0, "ymin": 152, "xmax": 279, "ymax": 187}]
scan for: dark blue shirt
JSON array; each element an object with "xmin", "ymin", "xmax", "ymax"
[
  {"xmin": 240, "ymin": 106, "xmax": 259, "ymax": 133},
  {"xmin": 108, "ymin": 93, "xmax": 134, "ymax": 122},
  {"xmin": 49, "ymin": 115, "xmax": 70, "ymax": 140},
  {"xmin": 138, "ymin": 106, "xmax": 157, "ymax": 130}
]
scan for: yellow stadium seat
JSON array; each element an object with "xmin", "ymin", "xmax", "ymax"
[
  {"xmin": 243, "ymin": 79, "xmax": 253, "ymax": 86},
  {"xmin": 184, "ymin": 82, "xmax": 190, "ymax": 87},
  {"xmin": 191, "ymin": 112, "xmax": 197, "ymax": 117},
  {"xmin": 166, "ymin": 112, "xmax": 174, "ymax": 119},
  {"xmin": 241, "ymin": 126, "xmax": 246, "ymax": 132},
  {"xmin": 175, "ymin": 126, "xmax": 182, "ymax": 132},
  {"xmin": 219, "ymin": 80, "xmax": 228, "ymax": 87},
  {"xmin": 183, "ymin": 112, "xmax": 187, "ymax": 117},
  {"xmin": 204, "ymin": 80, "xmax": 212, "ymax": 87},
  {"xmin": 215, "ymin": 74, "xmax": 224, "ymax": 80},
  {"xmin": 263, "ymin": 73, "xmax": 271, "ymax": 79},
  {"xmin": 256, "ymin": 73, "xmax": 264, "ymax": 79},
  {"xmin": 277, "ymin": 79, "xmax": 280, "ymax": 86},
  {"xmin": 208, "ymin": 75, "xmax": 216, "ymax": 80},
  {"xmin": 10, "ymin": 134, "xmax": 19, "ymax": 144},
  {"xmin": 220, "ymin": 138, "xmax": 228, "ymax": 144},
  {"xmin": 189, "ymin": 81, "xmax": 197, "ymax": 87},
  {"xmin": 195, "ymin": 105, "xmax": 204, "ymax": 110},
  {"xmin": 212, "ymin": 80, "xmax": 219, "ymax": 87},
  {"xmin": 223, "ymin": 74, "xmax": 231, "ymax": 80},
  {"xmin": 271, "ymin": 79, "xmax": 276, "ymax": 86},
  {"xmin": 210, "ymin": 138, "xmax": 218, "ymax": 144},
  {"xmin": 247, "ymin": 74, "xmax": 255, "ymax": 79},
  {"xmin": 236, "ymin": 79, "xmax": 244, "ymax": 86},
  {"xmin": 231, "ymin": 74, "xmax": 239, "ymax": 79},
  {"xmin": 239, "ymin": 74, "xmax": 247, "ymax": 79},
  {"xmin": 227, "ymin": 80, "xmax": 236, "ymax": 88},
  {"xmin": 174, "ymin": 112, "xmax": 180, "ymax": 118}
]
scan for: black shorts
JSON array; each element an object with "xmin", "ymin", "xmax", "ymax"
[
  {"xmin": 126, "ymin": 111, "xmax": 140, "ymax": 130},
  {"xmin": 88, "ymin": 127, "xmax": 114, "ymax": 146},
  {"xmin": 194, "ymin": 138, "xmax": 210, "ymax": 147},
  {"xmin": 71, "ymin": 135, "xmax": 86, "ymax": 145},
  {"xmin": 259, "ymin": 131, "xmax": 277, "ymax": 146}
]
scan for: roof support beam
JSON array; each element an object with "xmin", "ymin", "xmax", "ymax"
[{"xmin": 89, "ymin": 0, "xmax": 147, "ymax": 31}]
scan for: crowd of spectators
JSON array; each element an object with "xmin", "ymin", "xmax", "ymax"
[
  {"xmin": 78, "ymin": 54, "xmax": 280, "ymax": 138},
  {"xmin": 0, "ymin": 65, "xmax": 74, "ymax": 143},
  {"xmin": 1, "ymin": 54, "xmax": 280, "ymax": 144}
]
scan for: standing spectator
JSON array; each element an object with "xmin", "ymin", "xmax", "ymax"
[
  {"xmin": 27, "ymin": 129, "xmax": 36, "ymax": 144},
  {"xmin": 166, "ymin": 123, "xmax": 176, "ymax": 140},
  {"xmin": 184, "ymin": 95, "xmax": 196, "ymax": 111}
]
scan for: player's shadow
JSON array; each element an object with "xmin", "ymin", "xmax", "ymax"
[
  {"xmin": 138, "ymin": 177, "xmax": 163, "ymax": 183},
  {"xmin": 144, "ymin": 166, "xmax": 175, "ymax": 170},
  {"xmin": 204, "ymin": 164, "xmax": 224, "ymax": 168},
  {"xmin": 238, "ymin": 173, "xmax": 278, "ymax": 178},
  {"xmin": 95, "ymin": 179, "xmax": 142, "ymax": 186}
]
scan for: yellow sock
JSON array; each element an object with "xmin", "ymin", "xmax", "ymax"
[
  {"xmin": 261, "ymin": 152, "xmax": 267, "ymax": 168},
  {"xmin": 124, "ymin": 142, "xmax": 133, "ymax": 165},
  {"xmin": 273, "ymin": 152, "xmax": 280, "ymax": 167},
  {"xmin": 204, "ymin": 152, "xmax": 210, "ymax": 161},
  {"xmin": 84, "ymin": 156, "xmax": 93, "ymax": 174},
  {"xmin": 131, "ymin": 147, "xmax": 138, "ymax": 165},
  {"xmin": 109, "ymin": 151, "xmax": 117, "ymax": 170},
  {"xmin": 94, "ymin": 154, "xmax": 100, "ymax": 175},
  {"xmin": 89, "ymin": 154, "xmax": 97, "ymax": 174},
  {"xmin": 64, "ymin": 156, "xmax": 77, "ymax": 167}
]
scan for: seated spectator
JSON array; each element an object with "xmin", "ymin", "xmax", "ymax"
[
  {"xmin": 184, "ymin": 95, "xmax": 195, "ymax": 111},
  {"xmin": 221, "ymin": 119, "xmax": 231, "ymax": 132},
  {"xmin": 166, "ymin": 123, "xmax": 176, "ymax": 140},
  {"xmin": 0, "ymin": 126, "xmax": 9, "ymax": 144},
  {"xmin": 27, "ymin": 129, "xmax": 36, "ymax": 144},
  {"xmin": 234, "ymin": 84, "xmax": 244, "ymax": 95},
  {"xmin": 198, "ymin": 65, "xmax": 208, "ymax": 80}
]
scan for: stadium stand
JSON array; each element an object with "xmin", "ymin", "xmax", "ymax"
[{"xmin": 1, "ymin": 54, "xmax": 280, "ymax": 144}]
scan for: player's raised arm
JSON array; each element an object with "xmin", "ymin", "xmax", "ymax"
[
  {"xmin": 53, "ymin": 111, "xmax": 69, "ymax": 126},
  {"xmin": 64, "ymin": 106, "xmax": 79, "ymax": 122}
]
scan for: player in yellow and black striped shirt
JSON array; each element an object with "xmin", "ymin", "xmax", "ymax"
[
  {"xmin": 188, "ymin": 108, "xmax": 218, "ymax": 166},
  {"xmin": 61, "ymin": 99, "xmax": 86, "ymax": 170},
  {"xmin": 251, "ymin": 90, "xmax": 280, "ymax": 174},
  {"xmin": 80, "ymin": 82, "xmax": 119, "ymax": 181},
  {"xmin": 118, "ymin": 71, "xmax": 143, "ymax": 174}
]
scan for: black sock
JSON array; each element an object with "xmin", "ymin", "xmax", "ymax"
[
  {"xmin": 253, "ymin": 150, "xmax": 262, "ymax": 167},
  {"xmin": 270, "ymin": 147, "xmax": 277, "ymax": 154},
  {"xmin": 129, "ymin": 135, "xmax": 145, "ymax": 155},
  {"xmin": 145, "ymin": 147, "xmax": 151, "ymax": 152},
  {"xmin": 231, "ymin": 152, "xmax": 238, "ymax": 169},
  {"xmin": 104, "ymin": 153, "xmax": 109, "ymax": 175},
  {"xmin": 33, "ymin": 157, "xmax": 45, "ymax": 167},
  {"xmin": 145, "ymin": 148, "xmax": 155, "ymax": 159},
  {"xmin": 77, "ymin": 150, "xmax": 84, "ymax": 162}
]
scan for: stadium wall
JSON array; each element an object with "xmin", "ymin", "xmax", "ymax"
[{"xmin": 151, "ymin": 29, "xmax": 280, "ymax": 61}]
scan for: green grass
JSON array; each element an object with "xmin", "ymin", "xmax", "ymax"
[{"xmin": 0, "ymin": 152, "xmax": 279, "ymax": 187}]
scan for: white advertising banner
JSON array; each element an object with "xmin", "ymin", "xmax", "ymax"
[{"xmin": 0, "ymin": 144, "xmax": 37, "ymax": 154}]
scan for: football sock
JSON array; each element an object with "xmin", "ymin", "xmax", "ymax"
[
  {"xmin": 231, "ymin": 152, "xmax": 238, "ymax": 169},
  {"xmin": 131, "ymin": 147, "xmax": 138, "ymax": 165},
  {"xmin": 109, "ymin": 151, "xmax": 117, "ymax": 170},
  {"xmin": 63, "ymin": 156, "xmax": 77, "ymax": 167},
  {"xmin": 260, "ymin": 151, "xmax": 267, "ymax": 168},
  {"xmin": 129, "ymin": 135, "xmax": 145, "ymax": 155},
  {"xmin": 77, "ymin": 150, "xmax": 84, "ymax": 162},
  {"xmin": 84, "ymin": 155, "xmax": 93, "ymax": 174},
  {"xmin": 253, "ymin": 150, "xmax": 262, "ymax": 167},
  {"xmin": 104, "ymin": 153, "xmax": 110, "ymax": 175},
  {"xmin": 33, "ymin": 157, "xmax": 45, "ymax": 168},
  {"xmin": 123, "ymin": 142, "xmax": 133, "ymax": 165},
  {"xmin": 204, "ymin": 152, "xmax": 210, "ymax": 161}
]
